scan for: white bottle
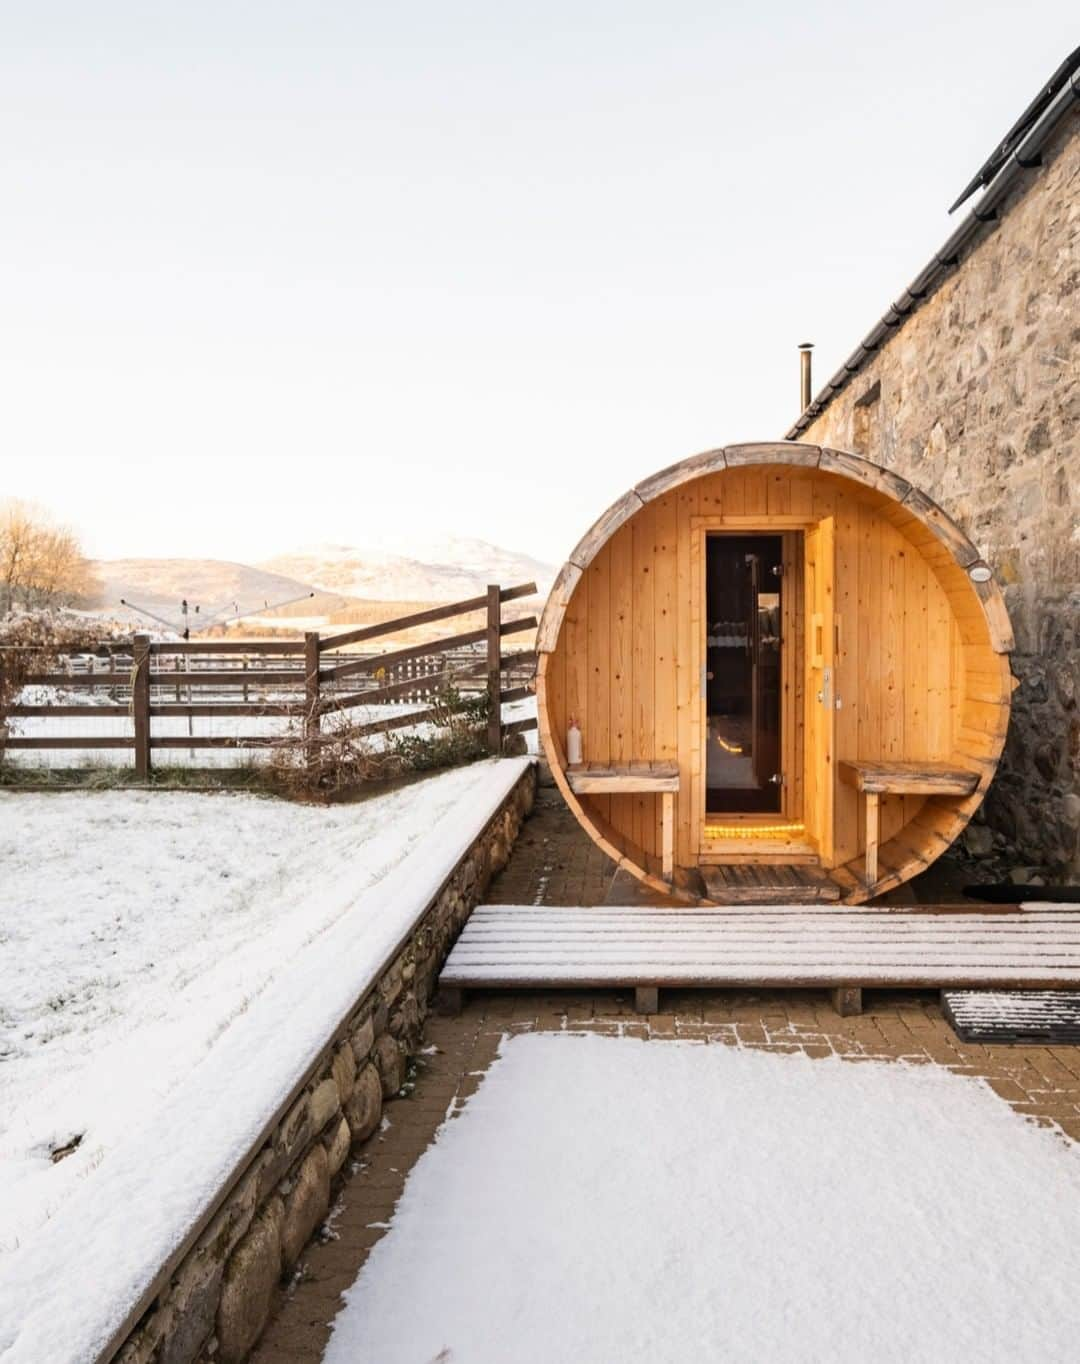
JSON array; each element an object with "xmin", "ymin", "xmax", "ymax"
[{"xmin": 567, "ymin": 716, "xmax": 583, "ymax": 766}]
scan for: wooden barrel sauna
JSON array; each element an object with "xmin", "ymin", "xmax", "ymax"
[{"xmin": 535, "ymin": 443, "xmax": 1014, "ymax": 905}]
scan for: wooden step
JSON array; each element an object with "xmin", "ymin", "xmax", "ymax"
[{"xmin": 701, "ymin": 864, "xmax": 841, "ymax": 904}]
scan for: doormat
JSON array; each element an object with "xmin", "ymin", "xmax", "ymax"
[{"xmin": 942, "ymin": 990, "xmax": 1080, "ymax": 1044}]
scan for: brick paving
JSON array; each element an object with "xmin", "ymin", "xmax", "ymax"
[{"xmin": 251, "ymin": 781, "xmax": 1080, "ymax": 1364}]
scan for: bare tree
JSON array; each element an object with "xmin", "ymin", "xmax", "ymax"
[{"xmin": 0, "ymin": 500, "xmax": 100, "ymax": 615}]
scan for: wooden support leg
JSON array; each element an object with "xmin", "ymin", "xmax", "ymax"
[
  {"xmin": 831, "ymin": 986, "xmax": 863, "ymax": 1017},
  {"xmin": 438, "ymin": 986, "xmax": 465, "ymax": 1016},
  {"xmin": 661, "ymin": 792, "xmax": 674, "ymax": 882},
  {"xmin": 635, "ymin": 986, "xmax": 659, "ymax": 1014},
  {"xmin": 865, "ymin": 791, "xmax": 880, "ymax": 887}
]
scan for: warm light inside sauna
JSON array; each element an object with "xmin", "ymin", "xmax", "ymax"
[
  {"xmin": 714, "ymin": 735, "xmax": 744, "ymax": 754},
  {"xmin": 703, "ymin": 821, "xmax": 806, "ymax": 840}
]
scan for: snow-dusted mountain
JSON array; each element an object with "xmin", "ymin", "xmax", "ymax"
[
  {"xmin": 87, "ymin": 537, "xmax": 554, "ymax": 630},
  {"xmin": 90, "ymin": 558, "xmax": 321, "ymax": 628},
  {"xmin": 260, "ymin": 537, "xmax": 555, "ymax": 603}
]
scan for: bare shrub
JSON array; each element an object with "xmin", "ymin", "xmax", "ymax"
[
  {"xmin": 388, "ymin": 685, "xmax": 490, "ymax": 771},
  {"xmin": 262, "ymin": 684, "xmax": 492, "ymax": 800},
  {"xmin": 0, "ymin": 612, "xmax": 129, "ymax": 761}
]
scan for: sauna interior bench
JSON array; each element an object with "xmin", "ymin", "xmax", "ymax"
[
  {"xmin": 566, "ymin": 762, "xmax": 679, "ymax": 880},
  {"xmin": 838, "ymin": 760, "xmax": 980, "ymax": 886}
]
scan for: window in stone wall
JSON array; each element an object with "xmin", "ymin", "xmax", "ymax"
[{"xmin": 852, "ymin": 379, "xmax": 882, "ymax": 456}]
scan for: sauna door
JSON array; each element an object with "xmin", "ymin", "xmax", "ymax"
[{"xmin": 804, "ymin": 516, "xmax": 836, "ymax": 862}]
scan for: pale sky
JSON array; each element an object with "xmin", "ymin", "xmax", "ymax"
[{"xmin": 1, "ymin": 3, "xmax": 1075, "ymax": 566}]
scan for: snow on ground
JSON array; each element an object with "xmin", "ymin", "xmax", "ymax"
[
  {"xmin": 0, "ymin": 757, "xmax": 531, "ymax": 1364},
  {"xmin": 5, "ymin": 697, "xmax": 538, "ymax": 767},
  {"xmin": 326, "ymin": 1032, "xmax": 1080, "ymax": 1364}
]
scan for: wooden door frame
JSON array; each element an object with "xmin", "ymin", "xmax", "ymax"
[{"xmin": 691, "ymin": 515, "xmax": 820, "ymax": 859}]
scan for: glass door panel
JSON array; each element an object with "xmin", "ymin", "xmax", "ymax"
[{"xmin": 705, "ymin": 534, "xmax": 783, "ymax": 814}]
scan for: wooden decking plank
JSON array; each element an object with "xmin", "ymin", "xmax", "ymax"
[{"xmin": 443, "ymin": 903, "xmax": 1080, "ymax": 993}]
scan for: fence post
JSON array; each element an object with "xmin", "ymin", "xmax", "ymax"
[
  {"xmin": 486, "ymin": 584, "xmax": 502, "ymax": 755},
  {"xmin": 305, "ymin": 632, "xmax": 321, "ymax": 770},
  {"xmin": 132, "ymin": 633, "xmax": 151, "ymax": 780}
]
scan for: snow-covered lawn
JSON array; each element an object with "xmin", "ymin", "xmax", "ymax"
[
  {"xmin": 326, "ymin": 1032, "xmax": 1080, "ymax": 1364},
  {"xmin": 0, "ymin": 760, "xmax": 530, "ymax": 1270}
]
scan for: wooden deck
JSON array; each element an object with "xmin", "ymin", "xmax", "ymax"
[{"xmin": 440, "ymin": 904, "xmax": 1080, "ymax": 1014}]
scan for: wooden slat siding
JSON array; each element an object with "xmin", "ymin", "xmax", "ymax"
[
  {"xmin": 541, "ymin": 632, "xmax": 566, "ymax": 768},
  {"xmin": 533, "ymin": 449, "xmax": 1012, "ymax": 905},
  {"xmin": 743, "ymin": 467, "xmax": 768, "ymax": 517},
  {"xmin": 609, "ymin": 525, "xmax": 633, "ymax": 770},
  {"xmin": 721, "ymin": 467, "xmax": 746, "ymax": 516},
  {"xmin": 586, "ymin": 541, "xmax": 612, "ymax": 831},
  {"xmin": 724, "ymin": 443, "xmax": 822, "ymax": 468},
  {"xmin": 788, "ymin": 469, "xmax": 815, "ymax": 519},
  {"xmin": 563, "ymin": 557, "xmax": 589, "ymax": 763},
  {"xmin": 926, "ymin": 570, "xmax": 953, "ymax": 760},
  {"xmin": 568, "ymin": 489, "xmax": 644, "ymax": 572},
  {"xmin": 858, "ymin": 499, "xmax": 882, "ymax": 777},
  {"xmin": 970, "ymin": 573, "xmax": 1014, "ymax": 652},
  {"xmin": 319, "ymin": 582, "xmax": 537, "ymax": 652},
  {"xmin": 652, "ymin": 493, "xmax": 678, "ymax": 776},
  {"xmin": 320, "ymin": 617, "xmax": 535, "ymax": 684},
  {"xmin": 767, "ymin": 467, "xmax": 792, "ymax": 516},
  {"xmin": 833, "ymin": 490, "xmax": 859, "ymax": 864},
  {"xmin": 677, "ymin": 478, "xmax": 700, "ymax": 865},
  {"xmin": 631, "ymin": 504, "xmax": 656, "ymax": 858},
  {"xmin": 536, "ymin": 561, "xmax": 582, "ymax": 654},
  {"xmin": 791, "ymin": 531, "xmax": 806, "ymax": 824},
  {"xmin": 900, "ymin": 548, "xmax": 924, "ymax": 832},
  {"xmin": 633, "ymin": 447, "xmax": 725, "ymax": 503},
  {"xmin": 535, "ymin": 653, "xmax": 561, "ymax": 766}
]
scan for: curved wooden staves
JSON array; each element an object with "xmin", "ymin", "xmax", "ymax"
[{"xmin": 536, "ymin": 441, "xmax": 1013, "ymax": 905}]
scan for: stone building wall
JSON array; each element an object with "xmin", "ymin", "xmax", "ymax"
[
  {"xmin": 799, "ymin": 106, "xmax": 1079, "ymax": 876},
  {"xmin": 113, "ymin": 762, "xmax": 537, "ymax": 1364}
]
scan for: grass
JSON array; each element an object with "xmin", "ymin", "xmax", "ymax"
[{"xmin": 0, "ymin": 760, "xmax": 267, "ymax": 793}]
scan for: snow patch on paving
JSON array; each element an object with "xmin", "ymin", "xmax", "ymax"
[
  {"xmin": 326, "ymin": 1032, "xmax": 1080, "ymax": 1364},
  {"xmin": 0, "ymin": 758, "xmax": 531, "ymax": 1364}
]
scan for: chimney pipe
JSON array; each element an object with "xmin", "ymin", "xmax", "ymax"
[{"xmin": 799, "ymin": 342, "xmax": 813, "ymax": 412}]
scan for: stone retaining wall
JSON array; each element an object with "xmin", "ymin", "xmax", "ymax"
[{"xmin": 113, "ymin": 762, "xmax": 537, "ymax": 1364}]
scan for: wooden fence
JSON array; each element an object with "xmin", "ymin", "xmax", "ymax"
[{"xmin": 3, "ymin": 583, "xmax": 539, "ymax": 776}]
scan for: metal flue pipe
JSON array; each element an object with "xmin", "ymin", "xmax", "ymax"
[{"xmin": 799, "ymin": 343, "xmax": 813, "ymax": 411}]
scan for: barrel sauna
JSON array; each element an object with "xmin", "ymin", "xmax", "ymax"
[{"xmin": 536, "ymin": 443, "xmax": 1014, "ymax": 905}]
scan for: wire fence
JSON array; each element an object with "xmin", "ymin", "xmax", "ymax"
[{"xmin": 2, "ymin": 585, "xmax": 539, "ymax": 772}]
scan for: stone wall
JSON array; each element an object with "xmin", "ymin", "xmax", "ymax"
[
  {"xmin": 114, "ymin": 762, "xmax": 537, "ymax": 1364},
  {"xmin": 800, "ymin": 107, "xmax": 1079, "ymax": 877}
]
